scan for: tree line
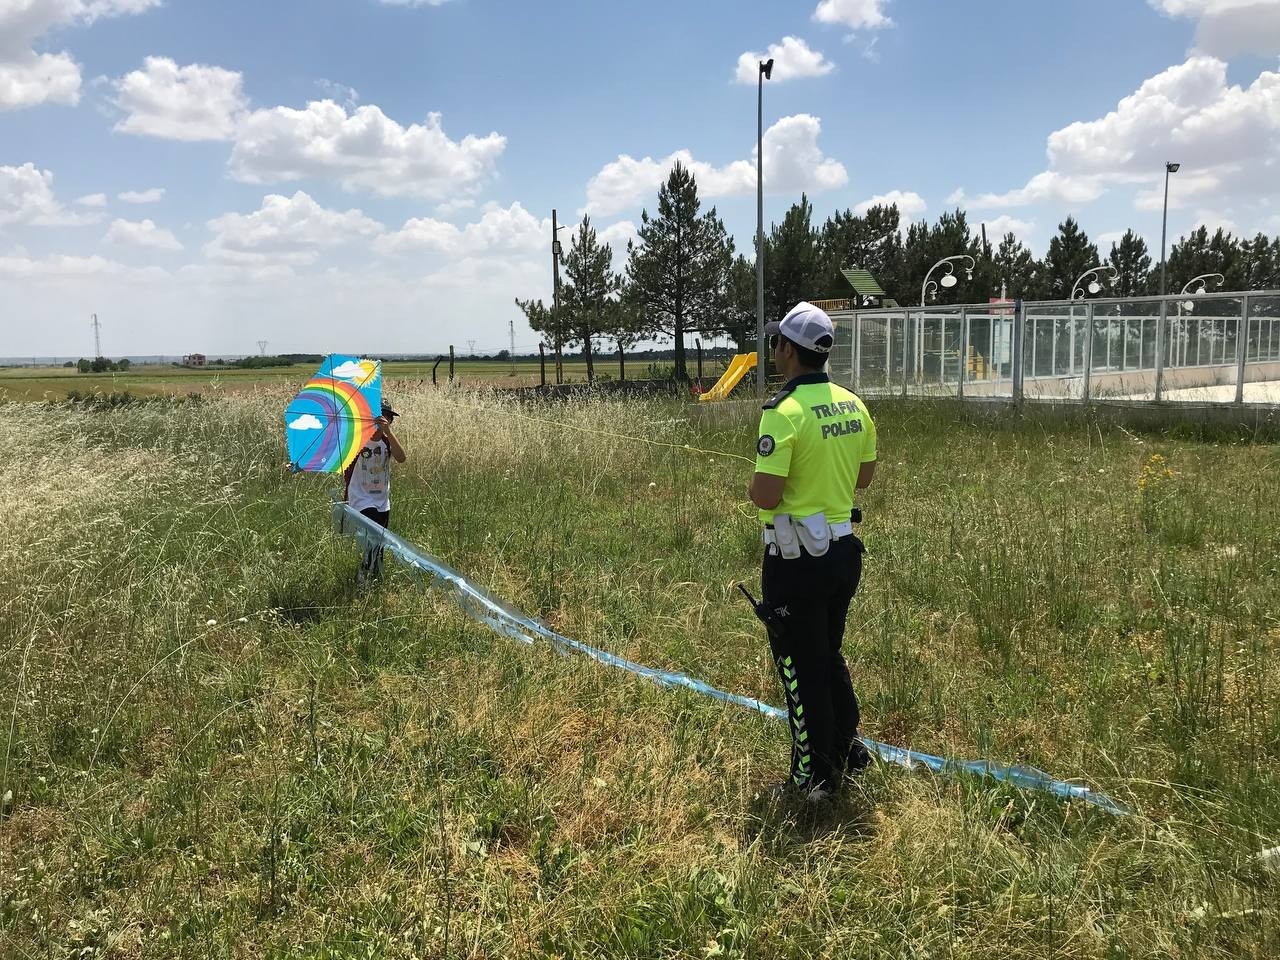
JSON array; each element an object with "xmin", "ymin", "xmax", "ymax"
[{"xmin": 518, "ymin": 162, "xmax": 1280, "ymax": 382}]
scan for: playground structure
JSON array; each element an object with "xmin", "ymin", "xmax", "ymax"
[{"xmin": 697, "ymin": 352, "xmax": 757, "ymax": 402}]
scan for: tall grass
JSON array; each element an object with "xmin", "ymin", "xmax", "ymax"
[{"xmin": 1, "ymin": 388, "xmax": 1277, "ymax": 958}]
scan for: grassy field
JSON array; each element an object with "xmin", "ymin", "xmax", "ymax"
[
  {"xmin": 0, "ymin": 359, "xmax": 606, "ymax": 402},
  {"xmin": 1, "ymin": 388, "xmax": 1277, "ymax": 958}
]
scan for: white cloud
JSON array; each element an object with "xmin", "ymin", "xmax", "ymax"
[
  {"xmin": 949, "ymin": 172, "xmax": 1108, "ymax": 210},
  {"xmin": 1149, "ymin": 0, "xmax": 1280, "ymax": 57},
  {"xmin": 287, "ymin": 413, "xmax": 324, "ymax": 431},
  {"xmin": 598, "ymin": 219, "xmax": 639, "ymax": 254},
  {"xmin": 112, "ymin": 57, "xmax": 247, "ymax": 141},
  {"xmin": 434, "ymin": 197, "xmax": 475, "ymax": 217},
  {"xmin": 854, "ymin": 189, "xmax": 926, "ymax": 220},
  {"xmin": 0, "ymin": 252, "xmax": 166, "ymax": 281},
  {"xmin": 315, "ymin": 78, "xmax": 359, "ymax": 109},
  {"xmin": 947, "ymin": 56, "xmax": 1280, "ymax": 237},
  {"xmin": 0, "ymin": 52, "xmax": 82, "ymax": 110},
  {"xmin": 205, "ymin": 190, "xmax": 384, "ymax": 266},
  {"xmin": 582, "ymin": 113, "xmax": 846, "ymax": 217},
  {"xmin": 1133, "ymin": 170, "xmax": 1221, "ymax": 210},
  {"xmin": 118, "ymin": 187, "xmax": 165, "ymax": 204},
  {"xmin": 759, "ymin": 114, "xmax": 848, "ymax": 195},
  {"xmin": 0, "ymin": 162, "xmax": 88, "ymax": 226},
  {"xmin": 230, "ymin": 100, "xmax": 507, "ymax": 200},
  {"xmin": 0, "ymin": 0, "xmax": 160, "ymax": 111},
  {"xmin": 982, "ymin": 215, "xmax": 1036, "ymax": 244},
  {"xmin": 813, "ymin": 0, "xmax": 893, "ymax": 31},
  {"xmin": 105, "ymin": 217, "xmax": 183, "ymax": 251},
  {"xmin": 1191, "ymin": 207, "xmax": 1241, "ymax": 236},
  {"xmin": 76, "ymin": 193, "xmax": 107, "ymax": 207},
  {"xmin": 375, "ymin": 202, "xmax": 546, "ymax": 258},
  {"xmin": 735, "ymin": 37, "xmax": 834, "ymax": 85},
  {"xmin": 0, "ymin": 252, "xmax": 556, "ymax": 358}
]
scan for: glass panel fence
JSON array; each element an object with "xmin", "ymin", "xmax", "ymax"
[
  {"xmin": 1086, "ymin": 300, "xmax": 1161, "ymax": 400},
  {"xmin": 1160, "ymin": 295, "xmax": 1242, "ymax": 403},
  {"xmin": 961, "ymin": 305, "xmax": 1015, "ymax": 398}
]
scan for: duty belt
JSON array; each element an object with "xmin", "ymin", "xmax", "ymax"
[{"xmin": 763, "ymin": 519, "xmax": 854, "ymax": 547}]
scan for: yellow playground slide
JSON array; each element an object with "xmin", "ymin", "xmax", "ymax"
[{"xmin": 697, "ymin": 352, "xmax": 757, "ymax": 402}]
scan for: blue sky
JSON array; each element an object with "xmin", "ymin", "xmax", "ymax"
[{"xmin": 3, "ymin": 0, "xmax": 1279, "ymax": 357}]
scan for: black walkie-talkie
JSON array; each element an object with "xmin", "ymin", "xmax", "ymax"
[{"xmin": 737, "ymin": 584, "xmax": 783, "ymax": 639}]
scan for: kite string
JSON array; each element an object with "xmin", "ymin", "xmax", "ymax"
[{"xmin": 428, "ymin": 395, "xmax": 757, "ymax": 465}]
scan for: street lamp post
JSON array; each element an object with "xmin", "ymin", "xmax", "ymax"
[
  {"xmin": 1070, "ymin": 264, "xmax": 1119, "ymax": 302},
  {"xmin": 1180, "ymin": 272, "xmax": 1225, "ymax": 301},
  {"xmin": 1177, "ymin": 272, "xmax": 1225, "ymax": 366},
  {"xmin": 755, "ymin": 57, "xmax": 773, "ymax": 397},
  {"xmin": 920, "ymin": 255, "xmax": 976, "ymax": 306},
  {"xmin": 917, "ymin": 254, "xmax": 975, "ymax": 382},
  {"xmin": 1070, "ymin": 265, "xmax": 1118, "ymax": 377},
  {"xmin": 1159, "ymin": 161, "xmax": 1180, "ymax": 297}
]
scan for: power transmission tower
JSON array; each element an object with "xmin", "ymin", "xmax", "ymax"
[
  {"xmin": 467, "ymin": 339, "xmax": 477, "ymax": 356},
  {"xmin": 91, "ymin": 313, "xmax": 102, "ymax": 359},
  {"xmin": 257, "ymin": 340, "xmax": 269, "ymax": 356}
]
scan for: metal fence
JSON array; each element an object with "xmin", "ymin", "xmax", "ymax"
[{"xmin": 828, "ymin": 291, "xmax": 1280, "ymax": 405}]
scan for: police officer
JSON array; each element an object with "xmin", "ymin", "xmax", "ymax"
[{"xmin": 749, "ymin": 301, "xmax": 877, "ymax": 800}]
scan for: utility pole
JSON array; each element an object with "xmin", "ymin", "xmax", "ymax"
[
  {"xmin": 257, "ymin": 340, "xmax": 268, "ymax": 356},
  {"xmin": 552, "ymin": 208, "xmax": 565, "ymax": 384},
  {"xmin": 508, "ymin": 318, "xmax": 516, "ymax": 375},
  {"xmin": 91, "ymin": 313, "xmax": 102, "ymax": 359}
]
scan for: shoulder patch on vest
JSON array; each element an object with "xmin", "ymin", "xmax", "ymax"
[
  {"xmin": 762, "ymin": 385, "xmax": 795, "ymax": 410},
  {"xmin": 757, "ymin": 435, "xmax": 775, "ymax": 457}
]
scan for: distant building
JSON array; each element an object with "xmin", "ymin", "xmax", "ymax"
[{"xmin": 184, "ymin": 353, "xmax": 207, "ymax": 366}]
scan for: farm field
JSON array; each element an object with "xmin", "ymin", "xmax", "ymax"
[
  {"xmin": 0, "ymin": 359, "xmax": 610, "ymax": 402},
  {"xmin": 1, "ymin": 389, "xmax": 1278, "ymax": 958}
]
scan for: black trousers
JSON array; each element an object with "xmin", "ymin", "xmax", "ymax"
[
  {"xmin": 762, "ymin": 535, "xmax": 864, "ymax": 791},
  {"xmin": 359, "ymin": 507, "xmax": 390, "ymax": 578}
]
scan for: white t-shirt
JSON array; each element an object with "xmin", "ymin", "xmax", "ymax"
[{"xmin": 347, "ymin": 438, "xmax": 392, "ymax": 512}]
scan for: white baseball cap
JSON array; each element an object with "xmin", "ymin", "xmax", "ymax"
[{"xmin": 765, "ymin": 301, "xmax": 836, "ymax": 354}]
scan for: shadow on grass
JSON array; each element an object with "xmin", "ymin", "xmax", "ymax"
[
  {"xmin": 266, "ymin": 571, "xmax": 362, "ymax": 625},
  {"xmin": 742, "ymin": 782, "xmax": 878, "ymax": 852}
]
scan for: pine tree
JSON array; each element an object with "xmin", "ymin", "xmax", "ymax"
[
  {"xmin": 723, "ymin": 254, "xmax": 757, "ymax": 351},
  {"xmin": 1209, "ymin": 228, "xmax": 1245, "ymax": 289},
  {"xmin": 513, "ymin": 296, "xmax": 564, "ymax": 364},
  {"xmin": 1107, "ymin": 230, "xmax": 1153, "ymax": 298},
  {"xmin": 764, "ymin": 194, "xmax": 821, "ymax": 323},
  {"xmin": 897, "ymin": 210, "xmax": 980, "ymax": 305},
  {"xmin": 605, "ymin": 286, "xmax": 651, "ymax": 381},
  {"xmin": 1042, "ymin": 217, "xmax": 1100, "ymax": 300},
  {"xmin": 625, "ymin": 162, "xmax": 734, "ymax": 381},
  {"xmin": 1162, "ymin": 226, "xmax": 1211, "ymax": 292},
  {"xmin": 1242, "ymin": 233, "xmax": 1280, "ymax": 290},
  {"xmin": 993, "ymin": 233, "xmax": 1042, "ymax": 299},
  {"xmin": 1161, "ymin": 226, "xmax": 1246, "ymax": 293},
  {"xmin": 560, "ymin": 215, "xmax": 619, "ymax": 383},
  {"xmin": 817, "ymin": 203, "xmax": 903, "ymax": 303}
]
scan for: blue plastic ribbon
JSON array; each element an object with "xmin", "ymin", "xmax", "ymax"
[{"xmin": 333, "ymin": 501, "xmax": 1132, "ymax": 816}]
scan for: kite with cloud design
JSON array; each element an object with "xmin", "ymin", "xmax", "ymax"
[{"xmin": 285, "ymin": 354, "xmax": 382, "ymax": 473}]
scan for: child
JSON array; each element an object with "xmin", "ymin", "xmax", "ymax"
[{"xmin": 344, "ymin": 404, "xmax": 406, "ymax": 582}]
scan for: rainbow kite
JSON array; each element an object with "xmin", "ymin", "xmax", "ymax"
[{"xmin": 285, "ymin": 355, "xmax": 382, "ymax": 473}]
